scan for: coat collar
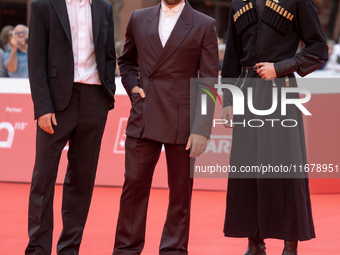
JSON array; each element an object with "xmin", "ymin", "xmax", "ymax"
[
  {"xmin": 66, "ymin": 0, "xmax": 92, "ymax": 4},
  {"xmin": 50, "ymin": 0, "xmax": 102, "ymax": 47},
  {"xmin": 51, "ymin": 0, "xmax": 72, "ymax": 46},
  {"xmin": 160, "ymin": 1, "xmax": 185, "ymax": 13},
  {"xmin": 145, "ymin": 3, "xmax": 163, "ymax": 58},
  {"xmin": 146, "ymin": 0, "xmax": 194, "ymax": 76},
  {"xmin": 91, "ymin": 0, "xmax": 102, "ymax": 47}
]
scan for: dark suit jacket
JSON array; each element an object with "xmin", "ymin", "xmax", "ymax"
[
  {"xmin": 28, "ymin": 0, "xmax": 116, "ymax": 119},
  {"xmin": 119, "ymin": 1, "xmax": 219, "ymax": 145}
]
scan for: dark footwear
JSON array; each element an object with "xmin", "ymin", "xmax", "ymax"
[
  {"xmin": 282, "ymin": 240, "xmax": 298, "ymax": 255},
  {"xmin": 244, "ymin": 238, "xmax": 267, "ymax": 255}
]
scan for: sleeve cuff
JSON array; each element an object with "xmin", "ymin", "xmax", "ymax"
[{"xmin": 274, "ymin": 58, "xmax": 299, "ymax": 77}]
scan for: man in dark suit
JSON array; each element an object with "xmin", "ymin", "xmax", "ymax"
[
  {"xmin": 113, "ymin": 0, "xmax": 218, "ymax": 254},
  {"xmin": 25, "ymin": 0, "xmax": 116, "ymax": 254}
]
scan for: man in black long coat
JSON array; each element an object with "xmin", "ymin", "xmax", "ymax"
[{"xmin": 221, "ymin": 0, "xmax": 328, "ymax": 254}]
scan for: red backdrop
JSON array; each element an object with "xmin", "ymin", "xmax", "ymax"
[{"xmin": 0, "ymin": 78, "xmax": 339, "ymax": 193}]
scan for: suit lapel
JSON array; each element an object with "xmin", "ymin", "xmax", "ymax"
[
  {"xmin": 149, "ymin": 1, "xmax": 194, "ymax": 77},
  {"xmin": 51, "ymin": 0, "xmax": 72, "ymax": 46},
  {"xmin": 145, "ymin": 3, "xmax": 163, "ymax": 58},
  {"xmin": 91, "ymin": 0, "xmax": 102, "ymax": 48}
]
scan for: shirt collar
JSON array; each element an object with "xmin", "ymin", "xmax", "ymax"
[
  {"xmin": 161, "ymin": 1, "xmax": 185, "ymax": 13},
  {"xmin": 67, "ymin": 0, "xmax": 92, "ymax": 4}
]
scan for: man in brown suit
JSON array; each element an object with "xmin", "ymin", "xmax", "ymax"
[{"xmin": 113, "ymin": 0, "xmax": 218, "ymax": 254}]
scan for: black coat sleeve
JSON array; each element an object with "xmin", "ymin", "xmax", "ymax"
[
  {"xmin": 28, "ymin": 1, "xmax": 54, "ymax": 119},
  {"xmin": 105, "ymin": 4, "xmax": 116, "ymax": 101},
  {"xmin": 118, "ymin": 11, "xmax": 140, "ymax": 99},
  {"xmin": 221, "ymin": 7, "xmax": 243, "ymax": 107},
  {"xmin": 191, "ymin": 19, "xmax": 219, "ymax": 139},
  {"xmin": 274, "ymin": 0, "xmax": 328, "ymax": 77}
]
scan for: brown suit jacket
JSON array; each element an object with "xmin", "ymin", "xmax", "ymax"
[{"xmin": 119, "ymin": 1, "xmax": 219, "ymax": 145}]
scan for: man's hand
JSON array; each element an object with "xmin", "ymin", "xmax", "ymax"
[
  {"xmin": 38, "ymin": 113, "xmax": 57, "ymax": 134},
  {"xmin": 10, "ymin": 36, "xmax": 18, "ymax": 49},
  {"xmin": 6, "ymin": 37, "xmax": 19, "ymax": 73},
  {"xmin": 256, "ymin": 62, "xmax": 277, "ymax": 81},
  {"xmin": 222, "ymin": 106, "xmax": 233, "ymax": 128},
  {"xmin": 185, "ymin": 134, "xmax": 208, "ymax": 158},
  {"xmin": 131, "ymin": 86, "xmax": 146, "ymax": 98}
]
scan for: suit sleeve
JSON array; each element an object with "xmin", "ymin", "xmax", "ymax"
[
  {"xmin": 274, "ymin": 0, "xmax": 328, "ymax": 77},
  {"xmin": 105, "ymin": 4, "xmax": 116, "ymax": 100},
  {"xmin": 118, "ymin": 11, "xmax": 140, "ymax": 99},
  {"xmin": 221, "ymin": 7, "xmax": 243, "ymax": 107},
  {"xmin": 198, "ymin": 20, "xmax": 219, "ymax": 79},
  {"xmin": 191, "ymin": 19, "xmax": 219, "ymax": 139},
  {"xmin": 28, "ymin": 1, "xmax": 54, "ymax": 119}
]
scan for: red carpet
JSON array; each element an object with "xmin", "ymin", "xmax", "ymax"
[{"xmin": 0, "ymin": 182, "xmax": 339, "ymax": 254}]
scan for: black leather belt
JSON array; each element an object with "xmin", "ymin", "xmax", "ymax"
[
  {"xmin": 242, "ymin": 65, "xmax": 259, "ymax": 71},
  {"xmin": 239, "ymin": 65, "xmax": 277, "ymax": 88}
]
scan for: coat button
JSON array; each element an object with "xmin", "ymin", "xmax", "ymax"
[
  {"xmin": 70, "ymin": 69, "xmax": 74, "ymax": 73},
  {"xmin": 149, "ymin": 76, "xmax": 154, "ymax": 81}
]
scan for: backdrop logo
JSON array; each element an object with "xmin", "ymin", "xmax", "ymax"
[
  {"xmin": 113, "ymin": 117, "xmax": 128, "ymax": 154},
  {"xmin": 0, "ymin": 122, "xmax": 15, "ymax": 148},
  {"xmin": 205, "ymin": 135, "xmax": 232, "ymax": 154}
]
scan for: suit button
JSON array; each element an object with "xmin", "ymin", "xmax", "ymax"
[
  {"xmin": 149, "ymin": 76, "xmax": 154, "ymax": 81},
  {"xmin": 70, "ymin": 69, "xmax": 74, "ymax": 73}
]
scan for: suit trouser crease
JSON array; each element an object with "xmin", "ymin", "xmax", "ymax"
[
  {"xmin": 159, "ymin": 143, "xmax": 193, "ymax": 253},
  {"xmin": 26, "ymin": 84, "xmax": 109, "ymax": 255},
  {"xmin": 113, "ymin": 137, "xmax": 193, "ymax": 255}
]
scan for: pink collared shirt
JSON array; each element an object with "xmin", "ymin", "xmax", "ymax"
[
  {"xmin": 158, "ymin": 2, "xmax": 185, "ymax": 48},
  {"xmin": 65, "ymin": 0, "xmax": 101, "ymax": 85}
]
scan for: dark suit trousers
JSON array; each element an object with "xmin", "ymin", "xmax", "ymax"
[
  {"xmin": 25, "ymin": 83, "xmax": 109, "ymax": 255},
  {"xmin": 113, "ymin": 136, "xmax": 194, "ymax": 255}
]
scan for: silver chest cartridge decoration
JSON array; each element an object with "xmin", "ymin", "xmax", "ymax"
[
  {"xmin": 233, "ymin": 2, "xmax": 258, "ymax": 35},
  {"xmin": 263, "ymin": 0, "xmax": 294, "ymax": 35}
]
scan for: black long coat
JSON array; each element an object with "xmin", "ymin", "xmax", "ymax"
[{"xmin": 221, "ymin": 0, "xmax": 328, "ymax": 241}]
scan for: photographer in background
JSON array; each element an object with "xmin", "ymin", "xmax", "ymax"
[
  {"xmin": 0, "ymin": 25, "xmax": 14, "ymax": 52},
  {"xmin": 4, "ymin": 24, "xmax": 28, "ymax": 78},
  {"xmin": 0, "ymin": 38, "xmax": 8, "ymax": 77},
  {"xmin": 323, "ymin": 39, "xmax": 340, "ymax": 71}
]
